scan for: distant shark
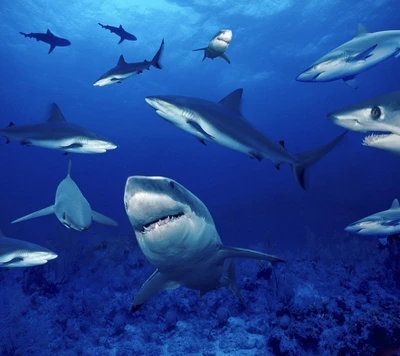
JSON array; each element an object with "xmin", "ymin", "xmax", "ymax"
[
  {"xmin": 296, "ymin": 24, "xmax": 400, "ymax": 88},
  {"xmin": 0, "ymin": 229, "xmax": 57, "ymax": 268},
  {"xmin": 124, "ymin": 175, "xmax": 284, "ymax": 311},
  {"xmin": 93, "ymin": 39, "xmax": 164, "ymax": 86},
  {"xmin": 19, "ymin": 29, "xmax": 71, "ymax": 54},
  {"xmin": 98, "ymin": 23, "xmax": 137, "ymax": 44},
  {"xmin": 193, "ymin": 29, "xmax": 232, "ymax": 64},
  {"xmin": 0, "ymin": 103, "xmax": 117, "ymax": 154},
  {"xmin": 328, "ymin": 90, "xmax": 400, "ymax": 156},
  {"xmin": 145, "ymin": 88, "xmax": 346, "ymax": 189},
  {"xmin": 12, "ymin": 160, "xmax": 118, "ymax": 232},
  {"xmin": 345, "ymin": 199, "xmax": 400, "ymax": 246}
]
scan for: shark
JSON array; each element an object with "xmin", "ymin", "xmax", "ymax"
[
  {"xmin": 193, "ymin": 29, "xmax": 232, "ymax": 64},
  {"xmin": 19, "ymin": 29, "xmax": 71, "ymax": 54},
  {"xmin": 0, "ymin": 229, "xmax": 57, "ymax": 268},
  {"xmin": 328, "ymin": 90, "xmax": 400, "ymax": 156},
  {"xmin": 93, "ymin": 39, "xmax": 164, "ymax": 86},
  {"xmin": 345, "ymin": 199, "xmax": 400, "ymax": 246},
  {"xmin": 144, "ymin": 88, "xmax": 346, "ymax": 189},
  {"xmin": 296, "ymin": 24, "xmax": 400, "ymax": 89},
  {"xmin": 124, "ymin": 175, "xmax": 284, "ymax": 311},
  {"xmin": 12, "ymin": 160, "xmax": 118, "ymax": 232},
  {"xmin": 0, "ymin": 103, "xmax": 117, "ymax": 154},
  {"xmin": 98, "ymin": 23, "xmax": 137, "ymax": 44}
]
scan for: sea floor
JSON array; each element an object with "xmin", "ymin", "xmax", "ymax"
[{"xmin": 1, "ymin": 229, "xmax": 399, "ymax": 356}]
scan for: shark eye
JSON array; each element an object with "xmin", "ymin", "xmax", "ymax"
[{"xmin": 371, "ymin": 106, "xmax": 381, "ymax": 119}]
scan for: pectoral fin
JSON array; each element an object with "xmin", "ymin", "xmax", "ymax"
[
  {"xmin": 132, "ymin": 269, "xmax": 180, "ymax": 312},
  {"xmin": 343, "ymin": 76, "xmax": 358, "ymax": 89},
  {"xmin": 220, "ymin": 53, "xmax": 231, "ymax": 64},
  {"xmin": 351, "ymin": 44, "xmax": 377, "ymax": 61},
  {"xmin": 12, "ymin": 206, "xmax": 54, "ymax": 224},
  {"xmin": 92, "ymin": 210, "xmax": 118, "ymax": 227},
  {"xmin": 382, "ymin": 218, "xmax": 400, "ymax": 226},
  {"xmin": 48, "ymin": 44, "xmax": 56, "ymax": 54},
  {"xmin": 187, "ymin": 120, "xmax": 213, "ymax": 139},
  {"xmin": 218, "ymin": 245, "xmax": 284, "ymax": 263}
]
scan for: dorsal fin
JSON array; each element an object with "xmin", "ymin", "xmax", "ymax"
[
  {"xmin": 7, "ymin": 122, "xmax": 14, "ymax": 127},
  {"xmin": 390, "ymin": 199, "xmax": 399, "ymax": 209},
  {"xmin": 67, "ymin": 159, "xmax": 72, "ymax": 176},
  {"xmin": 48, "ymin": 104, "xmax": 66, "ymax": 123},
  {"xmin": 46, "ymin": 29, "xmax": 53, "ymax": 35},
  {"xmin": 119, "ymin": 25, "xmax": 123, "ymax": 29},
  {"xmin": 219, "ymin": 89, "xmax": 243, "ymax": 114},
  {"xmin": 355, "ymin": 24, "xmax": 368, "ymax": 37},
  {"xmin": 118, "ymin": 55, "xmax": 126, "ymax": 65},
  {"xmin": 279, "ymin": 140, "xmax": 285, "ymax": 148}
]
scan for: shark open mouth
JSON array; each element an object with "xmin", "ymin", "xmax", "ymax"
[
  {"xmin": 362, "ymin": 133, "xmax": 391, "ymax": 146},
  {"xmin": 142, "ymin": 212, "xmax": 185, "ymax": 233}
]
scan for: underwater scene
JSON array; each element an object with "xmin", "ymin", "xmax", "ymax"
[{"xmin": 1, "ymin": 0, "xmax": 400, "ymax": 355}]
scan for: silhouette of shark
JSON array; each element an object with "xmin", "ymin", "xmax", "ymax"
[
  {"xmin": 19, "ymin": 29, "xmax": 71, "ymax": 54},
  {"xmin": 98, "ymin": 23, "xmax": 137, "ymax": 44}
]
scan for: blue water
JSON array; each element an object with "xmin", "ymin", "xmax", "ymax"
[{"xmin": 1, "ymin": 0, "xmax": 400, "ymax": 355}]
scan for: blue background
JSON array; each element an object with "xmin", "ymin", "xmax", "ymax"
[{"xmin": 1, "ymin": 1, "xmax": 400, "ymax": 354}]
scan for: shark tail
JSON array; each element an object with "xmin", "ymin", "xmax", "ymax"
[
  {"xmin": 12, "ymin": 206, "xmax": 54, "ymax": 224},
  {"xmin": 151, "ymin": 39, "xmax": 164, "ymax": 69},
  {"xmin": 19, "ymin": 32, "xmax": 30, "ymax": 38},
  {"xmin": 291, "ymin": 131, "xmax": 347, "ymax": 190}
]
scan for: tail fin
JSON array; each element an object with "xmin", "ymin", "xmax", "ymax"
[
  {"xmin": 151, "ymin": 39, "xmax": 164, "ymax": 69},
  {"xmin": 292, "ymin": 131, "xmax": 347, "ymax": 190},
  {"xmin": 19, "ymin": 32, "xmax": 29, "ymax": 38},
  {"xmin": 98, "ymin": 23, "xmax": 105, "ymax": 28},
  {"xmin": 12, "ymin": 206, "xmax": 54, "ymax": 224},
  {"xmin": 192, "ymin": 47, "xmax": 207, "ymax": 62}
]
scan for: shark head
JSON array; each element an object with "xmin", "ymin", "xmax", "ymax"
[
  {"xmin": 345, "ymin": 199, "xmax": 400, "ymax": 236},
  {"xmin": 214, "ymin": 29, "xmax": 232, "ymax": 44},
  {"xmin": 296, "ymin": 51, "xmax": 350, "ymax": 82},
  {"xmin": 328, "ymin": 90, "xmax": 400, "ymax": 134},
  {"xmin": 0, "ymin": 234, "xmax": 58, "ymax": 268},
  {"xmin": 144, "ymin": 96, "xmax": 205, "ymax": 136},
  {"xmin": 362, "ymin": 133, "xmax": 400, "ymax": 156},
  {"xmin": 124, "ymin": 176, "xmax": 215, "ymax": 267}
]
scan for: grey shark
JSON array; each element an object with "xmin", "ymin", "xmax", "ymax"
[
  {"xmin": 0, "ymin": 103, "xmax": 117, "ymax": 154},
  {"xmin": 193, "ymin": 29, "xmax": 232, "ymax": 64},
  {"xmin": 124, "ymin": 175, "xmax": 284, "ymax": 311},
  {"xmin": 296, "ymin": 24, "xmax": 400, "ymax": 88},
  {"xmin": 345, "ymin": 199, "xmax": 400, "ymax": 239},
  {"xmin": 98, "ymin": 23, "xmax": 137, "ymax": 44},
  {"xmin": 145, "ymin": 88, "xmax": 346, "ymax": 189},
  {"xmin": 19, "ymin": 29, "xmax": 71, "ymax": 54},
  {"xmin": 328, "ymin": 90, "xmax": 400, "ymax": 155},
  {"xmin": 12, "ymin": 160, "xmax": 118, "ymax": 232},
  {"xmin": 93, "ymin": 39, "xmax": 164, "ymax": 86},
  {"xmin": 0, "ymin": 229, "xmax": 57, "ymax": 268}
]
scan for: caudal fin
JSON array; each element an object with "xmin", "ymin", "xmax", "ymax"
[
  {"xmin": 19, "ymin": 32, "xmax": 29, "ymax": 37},
  {"xmin": 12, "ymin": 206, "xmax": 54, "ymax": 224},
  {"xmin": 292, "ymin": 131, "xmax": 347, "ymax": 190},
  {"xmin": 151, "ymin": 39, "xmax": 164, "ymax": 69}
]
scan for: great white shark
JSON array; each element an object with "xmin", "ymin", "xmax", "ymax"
[
  {"xmin": 193, "ymin": 29, "xmax": 232, "ymax": 64},
  {"xmin": 93, "ymin": 39, "xmax": 164, "ymax": 86},
  {"xmin": 328, "ymin": 90, "xmax": 400, "ymax": 156},
  {"xmin": 145, "ymin": 88, "xmax": 346, "ymax": 189},
  {"xmin": 0, "ymin": 229, "xmax": 57, "ymax": 268},
  {"xmin": 12, "ymin": 160, "xmax": 118, "ymax": 232},
  {"xmin": 124, "ymin": 175, "xmax": 285, "ymax": 311},
  {"xmin": 0, "ymin": 103, "xmax": 116, "ymax": 154},
  {"xmin": 19, "ymin": 29, "xmax": 71, "ymax": 54},
  {"xmin": 98, "ymin": 23, "xmax": 137, "ymax": 44},
  {"xmin": 296, "ymin": 24, "xmax": 400, "ymax": 88}
]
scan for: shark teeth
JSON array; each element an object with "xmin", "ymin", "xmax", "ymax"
[
  {"xmin": 362, "ymin": 133, "xmax": 391, "ymax": 146},
  {"xmin": 142, "ymin": 212, "xmax": 184, "ymax": 233}
]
